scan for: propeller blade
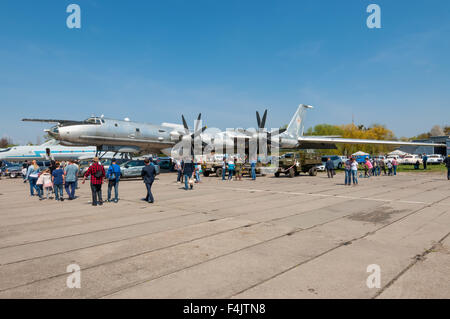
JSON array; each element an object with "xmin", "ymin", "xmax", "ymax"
[
  {"xmin": 260, "ymin": 110, "xmax": 268, "ymax": 129},
  {"xmin": 256, "ymin": 111, "xmax": 261, "ymax": 129},
  {"xmin": 194, "ymin": 113, "xmax": 202, "ymax": 132},
  {"xmin": 181, "ymin": 115, "xmax": 189, "ymax": 134},
  {"xmin": 191, "ymin": 126, "xmax": 207, "ymax": 139}
]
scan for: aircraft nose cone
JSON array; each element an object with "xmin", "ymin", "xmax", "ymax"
[{"xmin": 47, "ymin": 126, "xmax": 60, "ymax": 138}]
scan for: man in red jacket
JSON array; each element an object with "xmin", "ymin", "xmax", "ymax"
[{"xmin": 82, "ymin": 157, "xmax": 105, "ymax": 206}]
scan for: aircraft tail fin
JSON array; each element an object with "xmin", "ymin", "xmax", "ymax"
[{"xmin": 285, "ymin": 104, "xmax": 313, "ymax": 138}]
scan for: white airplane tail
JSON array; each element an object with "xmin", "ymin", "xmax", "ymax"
[{"xmin": 285, "ymin": 104, "xmax": 313, "ymax": 138}]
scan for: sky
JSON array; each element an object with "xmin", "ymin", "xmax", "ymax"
[{"xmin": 0, "ymin": 0, "xmax": 449, "ymax": 145}]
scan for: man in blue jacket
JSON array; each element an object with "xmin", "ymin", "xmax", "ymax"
[
  {"xmin": 141, "ymin": 158, "xmax": 156, "ymax": 203},
  {"xmin": 106, "ymin": 158, "xmax": 121, "ymax": 203}
]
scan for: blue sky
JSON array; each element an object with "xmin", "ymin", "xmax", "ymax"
[{"xmin": 1, "ymin": 0, "xmax": 449, "ymax": 144}]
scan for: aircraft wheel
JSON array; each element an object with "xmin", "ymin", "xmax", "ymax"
[
  {"xmin": 309, "ymin": 168, "xmax": 317, "ymax": 176},
  {"xmin": 203, "ymin": 172, "xmax": 210, "ymax": 177},
  {"xmin": 215, "ymin": 168, "xmax": 222, "ymax": 177},
  {"xmin": 274, "ymin": 172, "xmax": 280, "ymax": 177}
]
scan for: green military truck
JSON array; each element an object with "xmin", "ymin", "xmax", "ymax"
[
  {"xmin": 202, "ymin": 161, "xmax": 267, "ymax": 177},
  {"xmin": 274, "ymin": 152, "xmax": 321, "ymax": 177}
]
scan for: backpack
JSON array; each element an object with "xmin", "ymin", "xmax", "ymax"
[
  {"xmin": 108, "ymin": 165, "xmax": 118, "ymax": 180},
  {"xmin": 94, "ymin": 165, "xmax": 103, "ymax": 178}
]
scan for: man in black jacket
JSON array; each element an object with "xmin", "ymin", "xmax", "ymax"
[
  {"xmin": 141, "ymin": 158, "xmax": 156, "ymax": 203},
  {"xmin": 182, "ymin": 158, "xmax": 195, "ymax": 190},
  {"xmin": 444, "ymin": 155, "xmax": 450, "ymax": 180}
]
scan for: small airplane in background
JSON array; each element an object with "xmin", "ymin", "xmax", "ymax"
[
  {"xmin": 0, "ymin": 139, "xmax": 98, "ymax": 162},
  {"xmin": 22, "ymin": 105, "xmax": 446, "ymax": 158}
]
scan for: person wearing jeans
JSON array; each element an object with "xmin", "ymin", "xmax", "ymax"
[
  {"xmin": 26, "ymin": 160, "xmax": 41, "ymax": 197},
  {"xmin": 82, "ymin": 157, "xmax": 105, "ymax": 206},
  {"xmin": 350, "ymin": 158, "xmax": 358, "ymax": 185},
  {"xmin": 227, "ymin": 159, "xmax": 235, "ymax": 180},
  {"xmin": 64, "ymin": 160, "xmax": 79, "ymax": 200},
  {"xmin": 251, "ymin": 159, "xmax": 257, "ymax": 180},
  {"xmin": 344, "ymin": 158, "xmax": 351, "ymax": 185},
  {"xmin": 182, "ymin": 159, "xmax": 194, "ymax": 190},
  {"xmin": 221, "ymin": 158, "xmax": 227, "ymax": 181},
  {"xmin": 106, "ymin": 159, "xmax": 121, "ymax": 203},
  {"xmin": 392, "ymin": 159, "xmax": 398, "ymax": 175}
]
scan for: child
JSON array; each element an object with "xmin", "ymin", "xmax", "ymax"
[
  {"xmin": 21, "ymin": 167, "xmax": 28, "ymax": 183},
  {"xmin": 41, "ymin": 169, "xmax": 53, "ymax": 199},
  {"xmin": 387, "ymin": 161, "xmax": 393, "ymax": 176}
]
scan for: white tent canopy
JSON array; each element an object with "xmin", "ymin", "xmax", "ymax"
[
  {"xmin": 387, "ymin": 150, "xmax": 408, "ymax": 156},
  {"xmin": 352, "ymin": 151, "xmax": 370, "ymax": 156}
]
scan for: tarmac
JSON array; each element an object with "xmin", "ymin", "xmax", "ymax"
[{"xmin": 0, "ymin": 170, "xmax": 449, "ymax": 299}]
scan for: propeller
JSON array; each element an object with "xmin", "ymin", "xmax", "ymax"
[
  {"xmin": 179, "ymin": 113, "xmax": 208, "ymax": 157},
  {"xmin": 250, "ymin": 109, "xmax": 286, "ymax": 144}
]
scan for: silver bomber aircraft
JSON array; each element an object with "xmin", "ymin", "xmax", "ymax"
[{"xmin": 22, "ymin": 105, "xmax": 445, "ymax": 157}]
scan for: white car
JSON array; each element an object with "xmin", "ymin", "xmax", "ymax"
[
  {"xmin": 385, "ymin": 155, "xmax": 402, "ymax": 164},
  {"xmin": 402, "ymin": 154, "xmax": 423, "ymax": 165},
  {"xmin": 426, "ymin": 154, "xmax": 444, "ymax": 164}
]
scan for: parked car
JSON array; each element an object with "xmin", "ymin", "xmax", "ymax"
[
  {"xmin": 120, "ymin": 159, "xmax": 160, "ymax": 178},
  {"xmin": 79, "ymin": 158, "xmax": 130, "ymax": 176},
  {"xmin": 36, "ymin": 161, "xmax": 52, "ymax": 170},
  {"xmin": 402, "ymin": 154, "xmax": 423, "ymax": 165},
  {"xmin": 385, "ymin": 155, "xmax": 402, "ymax": 164},
  {"xmin": 1, "ymin": 162, "xmax": 23, "ymax": 178},
  {"xmin": 426, "ymin": 154, "xmax": 444, "ymax": 164},
  {"xmin": 321, "ymin": 155, "xmax": 344, "ymax": 169},
  {"xmin": 154, "ymin": 157, "xmax": 173, "ymax": 170}
]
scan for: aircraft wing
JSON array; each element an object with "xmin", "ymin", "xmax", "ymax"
[
  {"xmin": 22, "ymin": 118, "xmax": 85, "ymax": 125},
  {"xmin": 297, "ymin": 136, "xmax": 446, "ymax": 148}
]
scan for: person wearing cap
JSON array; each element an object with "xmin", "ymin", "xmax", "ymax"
[
  {"xmin": 106, "ymin": 158, "xmax": 121, "ymax": 203},
  {"xmin": 82, "ymin": 157, "xmax": 105, "ymax": 206},
  {"xmin": 141, "ymin": 158, "xmax": 156, "ymax": 203}
]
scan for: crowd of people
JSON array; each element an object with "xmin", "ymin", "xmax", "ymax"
[
  {"xmin": 174, "ymin": 156, "xmax": 257, "ymax": 190},
  {"xmin": 324, "ymin": 156, "xmax": 401, "ymax": 186},
  {"xmin": 6, "ymin": 152, "xmax": 450, "ymax": 206},
  {"xmin": 20, "ymin": 157, "xmax": 143, "ymax": 205}
]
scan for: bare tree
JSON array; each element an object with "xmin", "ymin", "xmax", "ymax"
[
  {"xmin": 0, "ymin": 137, "xmax": 10, "ymax": 148},
  {"xmin": 430, "ymin": 125, "xmax": 445, "ymax": 137}
]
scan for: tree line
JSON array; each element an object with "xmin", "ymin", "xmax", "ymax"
[{"xmin": 304, "ymin": 123, "xmax": 449, "ymax": 156}]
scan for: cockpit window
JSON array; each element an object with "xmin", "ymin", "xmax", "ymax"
[
  {"xmin": 0, "ymin": 148, "xmax": 11, "ymax": 153},
  {"xmin": 85, "ymin": 117, "xmax": 102, "ymax": 125}
]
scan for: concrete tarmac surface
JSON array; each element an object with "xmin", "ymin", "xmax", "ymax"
[{"xmin": 0, "ymin": 171, "xmax": 449, "ymax": 299}]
